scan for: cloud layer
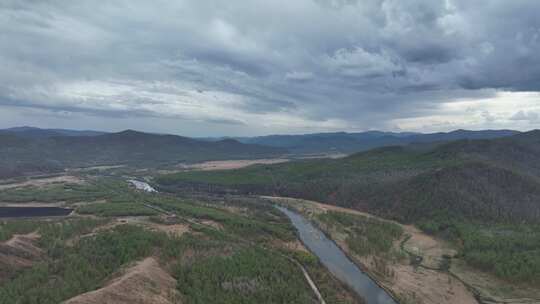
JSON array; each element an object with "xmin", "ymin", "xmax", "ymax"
[{"xmin": 1, "ymin": 0, "xmax": 540, "ymax": 135}]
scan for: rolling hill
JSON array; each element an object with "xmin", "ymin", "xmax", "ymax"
[
  {"xmin": 157, "ymin": 130, "xmax": 540, "ymax": 224},
  {"xmin": 156, "ymin": 130, "xmax": 540, "ymax": 285},
  {"xmin": 0, "ymin": 130, "xmax": 286, "ymax": 179}
]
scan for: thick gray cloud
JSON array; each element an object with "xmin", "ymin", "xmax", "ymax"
[{"xmin": 1, "ymin": 0, "xmax": 540, "ymax": 135}]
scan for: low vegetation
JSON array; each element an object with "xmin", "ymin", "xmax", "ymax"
[
  {"xmin": 0, "ymin": 179, "xmax": 130, "ymax": 204},
  {"xmin": 0, "ymin": 224, "xmax": 175, "ymax": 304},
  {"xmin": 77, "ymin": 202, "xmax": 159, "ymax": 217},
  {"xmin": 424, "ymin": 220, "xmax": 540, "ymax": 285},
  {"xmin": 0, "ymin": 179, "xmax": 361, "ymax": 303},
  {"xmin": 0, "ymin": 220, "xmax": 45, "ymax": 242},
  {"xmin": 318, "ymin": 211, "xmax": 403, "ymax": 258}
]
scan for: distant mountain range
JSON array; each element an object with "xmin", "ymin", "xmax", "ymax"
[
  {"xmin": 216, "ymin": 129, "xmax": 520, "ymax": 154},
  {"xmin": 0, "ymin": 129, "xmax": 285, "ymax": 179},
  {"xmin": 3, "ymin": 127, "xmax": 521, "ymax": 155},
  {"xmin": 0, "ymin": 126, "xmax": 523, "ymax": 179},
  {"xmin": 0, "ymin": 126, "xmax": 106, "ymax": 138}
]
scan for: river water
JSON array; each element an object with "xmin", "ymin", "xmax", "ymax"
[{"xmin": 276, "ymin": 206, "xmax": 397, "ymax": 304}]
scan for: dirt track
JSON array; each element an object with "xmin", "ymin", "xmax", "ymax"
[
  {"xmin": 0, "ymin": 232, "xmax": 43, "ymax": 282},
  {"xmin": 64, "ymin": 257, "xmax": 180, "ymax": 304}
]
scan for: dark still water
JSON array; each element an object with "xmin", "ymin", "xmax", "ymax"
[
  {"xmin": 0, "ymin": 207, "xmax": 73, "ymax": 218},
  {"xmin": 276, "ymin": 206, "xmax": 397, "ymax": 304}
]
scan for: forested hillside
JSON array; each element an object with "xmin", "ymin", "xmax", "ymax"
[
  {"xmin": 157, "ymin": 130, "xmax": 540, "ymax": 225},
  {"xmin": 0, "ymin": 130, "xmax": 286, "ymax": 179},
  {"xmin": 157, "ymin": 130, "xmax": 540, "ymax": 284}
]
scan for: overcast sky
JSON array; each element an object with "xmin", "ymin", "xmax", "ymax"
[{"xmin": 1, "ymin": 0, "xmax": 540, "ymax": 136}]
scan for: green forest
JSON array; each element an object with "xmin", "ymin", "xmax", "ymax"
[
  {"xmin": 428, "ymin": 221, "xmax": 540, "ymax": 284},
  {"xmin": 155, "ymin": 133, "xmax": 540, "ymax": 285},
  {"xmin": 318, "ymin": 211, "xmax": 403, "ymax": 258},
  {"xmin": 175, "ymin": 248, "xmax": 315, "ymax": 304},
  {"xmin": 0, "ymin": 181, "xmax": 361, "ymax": 304}
]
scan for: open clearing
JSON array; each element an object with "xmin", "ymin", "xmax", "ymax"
[
  {"xmin": 177, "ymin": 158, "xmax": 290, "ymax": 171},
  {"xmin": 0, "ymin": 175, "xmax": 82, "ymax": 190},
  {"xmin": 451, "ymin": 259, "xmax": 540, "ymax": 304},
  {"xmin": 67, "ymin": 165, "xmax": 127, "ymax": 172},
  {"xmin": 401, "ymin": 225, "xmax": 457, "ymax": 269},
  {"xmin": 69, "ymin": 217, "xmax": 190, "ymax": 245}
]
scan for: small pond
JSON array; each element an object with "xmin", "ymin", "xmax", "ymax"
[{"xmin": 0, "ymin": 207, "xmax": 73, "ymax": 218}]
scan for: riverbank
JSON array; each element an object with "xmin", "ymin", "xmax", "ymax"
[
  {"xmin": 276, "ymin": 205, "xmax": 396, "ymax": 304},
  {"xmin": 266, "ymin": 196, "xmax": 478, "ymax": 304}
]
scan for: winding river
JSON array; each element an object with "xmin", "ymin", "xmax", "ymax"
[
  {"xmin": 276, "ymin": 206, "xmax": 397, "ymax": 304},
  {"xmin": 130, "ymin": 179, "xmax": 396, "ymax": 303}
]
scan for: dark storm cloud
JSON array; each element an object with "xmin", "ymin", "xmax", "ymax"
[{"xmin": 1, "ymin": 0, "xmax": 540, "ymax": 135}]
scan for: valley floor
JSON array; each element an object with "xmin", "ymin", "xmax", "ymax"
[
  {"xmin": 2, "ymin": 173, "xmax": 539, "ymax": 304},
  {"xmin": 265, "ymin": 196, "xmax": 540, "ymax": 304},
  {"xmin": 0, "ymin": 174, "xmax": 361, "ymax": 304}
]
